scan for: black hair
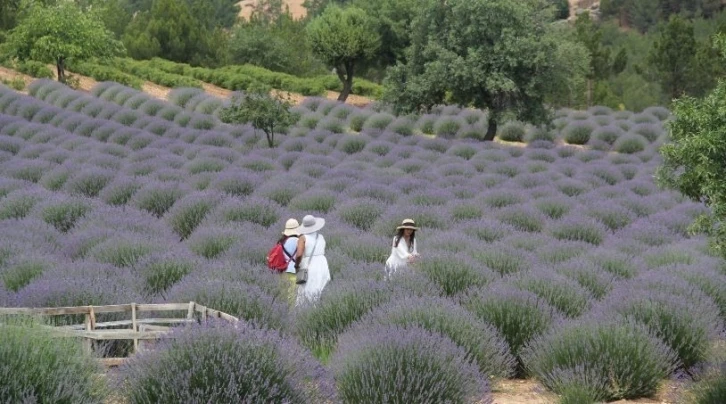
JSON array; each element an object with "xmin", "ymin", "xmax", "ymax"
[{"xmin": 393, "ymin": 228, "xmax": 416, "ymax": 252}]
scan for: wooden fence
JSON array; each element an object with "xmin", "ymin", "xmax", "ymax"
[{"xmin": 0, "ymin": 302, "xmax": 239, "ymax": 366}]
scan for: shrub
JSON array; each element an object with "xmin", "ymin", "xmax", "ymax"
[
  {"xmin": 550, "ymin": 216, "xmax": 607, "ymax": 245},
  {"xmin": 166, "ymin": 193, "xmax": 220, "ymax": 240},
  {"xmin": 90, "ymin": 236, "xmax": 155, "ymax": 268},
  {"xmin": 294, "ymin": 279, "xmax": 392, "ymax": 359},
  {"xmin": 338, "ymin": 136, "xmax": 368, "ymax": 154},
  {"xmin": 693, "ymin": 363, "xmax": 726, "ymax": 404},
  {"xmin": 0, "ymin": 317, "xmax": 106, "ymax": 403},
  {"xmin": 522, "ymin": 319, "xmax": 678, "ymax": 401},
  {"xmin": 512, "ymin": 270, "xmax": 594, "ymax": 317},
  {"xmin": 388, "ymin": 117, "xmax": 415, "ymax": 136},
  {"xmin": 120, "ymin": 321, "xmax": 334, "ymax": 404},
  {"xmin": 0, "ymin": 190, "xmax": 43, "ymax": 220},
  {"xmin": 557, "ymin": 259, "xmax": 615, "ymax": 299},
  {"xmin": 332, "ymin": 325, "xmax": 489, "ymax": 404},
  {"xmin": 598, "ymin": 287, "xmax": 721, "ymax": 369},
  {"xmin": 133, "ymin": 183, "xmax": 187, "ymax": 217},
  {"xmin": 336, "ymin": 199, "xmax": 383, "ymax": 231},
  {"xmin": 592, "ymin": 125, "xmax": 624, "ymax": 145},
  {"xmin": 165, "ymin": 277, "xmax": 288, "ymax": 330},
  {"xmin": 563, "ymin": 121, "xmax": 595, "ymax": 145},
  {"xmin": 499, "ymin": 121, "xmax": 526, "ymax": 142},
  {"xmin": 434, "ymin": 116, "xmax": 462, "ymax": 139},
  {"xmin": 220, "ymin": 197, "xmax": 280, "ymax": 227},
  {"xmin": 461, "ymin": 284, "xmax": 560, "ymax": 373},
  {"xmin": 472, "ymin": 245, "xmax": 530, "ymax": 277},
  {"xmin": 525, "ymin": 126, "xmax": 557, "ymax": 143},
  {"xmin": 613, "ymin": 134, "xmax": 647, "ymax": 154},
  {"xmin": 187, "ymin": 227, "xmax": 238, "ymax": 259},
  {"xmin": 496, "ymin": 206, "xmax": 546, "ymax": 233},
  {"xmin": 362, "ymin": 112, "xmax": 394, "ymax": 131},
  {"xmin": 417, "ymin": 252, "xmax": 493, "ymax": 296},
  {"xmin": 416, "ymin": 114, "xmax": 437, "ymax": 135},
  {"xmin": 462, "ymin": 219, "xmax": 515, "ymax": 243},
  {"xmin": 483, "ymin": 190, "xmax": 525, "ymax": 209},
  {"xmin": 355, "ymin": 296, "xmax": 516, "ymax": 377},
  {"xmin": 40, "ymin": 198, "xmax": 90, "ymax": 233},
  {"xmin": 534, "ymin": 197, "xmax": 572, "ymax": 220},
  {"xmin": 289, "ymin": 191, "xmax": 337, "ymax": 213}
]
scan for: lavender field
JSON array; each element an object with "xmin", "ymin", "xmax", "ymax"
[{"xmin": 1, "ymin": 78, "xmax": 725, "ymax": 402}]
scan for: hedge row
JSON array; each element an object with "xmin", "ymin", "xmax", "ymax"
[
  {"xmin": 2, "ymin": 60, "xmax": 54, "ymax": 80},
  {"xmin": 147, "ymin": 57, "xmax": 382, "ymax": 98},
  {"xmin": 67, "ymin": 61, "xmax": 143, "ymax": 89},
  {"xmin": 112, "ymin": 58, "xmax": 203, "ymax": 89}
]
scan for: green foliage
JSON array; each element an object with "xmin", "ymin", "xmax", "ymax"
[
  {"xmin": 307, "ymin": 5, "xmax": 380, "ymax": 102},
  {"xmin": 657, "ymin": 57, "xmax": 726, "ymax": 260},
  {"xmin": 67, "ymin": 61, "xmax": 143, "ymax": 89},
  {"xmin": 122, "ymin": 0, "xmax": 225, "ymax": 67},
  {"xmin": 647, "ymin": 15, "xmax": 697, "ymax": 100},
  {"xmin": 110, "ymin": 58, "xmax": 202, "ymax": 88},
  {"xmin": 0, "ymin": 318, "xmax": 106, "ymax": 403},
  {"xmin": 2, "ymin": 261, "xmax": 45, "ymax": 292},
  {"xmin": 6, "ymin": 1, "xmax": 124, "ymax": 82},
  {"xmin": 41, "ymin": 200, "xmax": 90, "ymax": 233},
  {"xmin": 12, "ymin": 60, "xmax": 53, "ymax": 79},
  {"xmin": 229, "ymin": 13, "xmax": 326, "ymax": 77},
  {"xmin": 383, "ymin": 0, "xmax": 579, "ymax": 140},
  {"xmin": 219, "ymin": 90, "xmax": 295, "ymax": 148}
]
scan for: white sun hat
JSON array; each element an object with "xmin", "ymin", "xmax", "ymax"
[
  {"xmin": 297, "ymin": 215, "xmax": 325, "ymax": 234},
  {"xmin": 282, "ymin": 218, "xmax": 300, "ymax": 236}
]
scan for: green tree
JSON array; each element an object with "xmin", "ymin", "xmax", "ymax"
[
  {"xmin": 229, "ymin": 3, "xmax": 326, "ymax": 76},
  {"xmin": 219, "ymin": 89, "xmax": 296, "ymax": 148},
  {"xmin": 647, "ymin": 14, "xmax": 697, "ymax": 101},
  {"xmin": 306, "ymin": 5, "xmax": 380, "ymax": 102},
  {"xmin": 657, "ymin": 35, "xmax": 726, "ymax": 260},
  {"xmin": 5, "ymin": 0, "xmax": 124, "ymax": 82},
  {"xmin": 383, "ymin": 0, "xmax": 574, "ymax": 141},
  {"xmin": 122, "ymin": 0, "xmax": 224, "ymax": 66},
  {"xmin": 575, "ymin": 12, "xmax": 628, "ymax": 106}
]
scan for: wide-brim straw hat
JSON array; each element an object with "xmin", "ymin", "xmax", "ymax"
[
  {"xmin": 298, "ymin": 215, "xmax": 325, "ymax": 234},
  {"xmin": 282, "ymin": 218, "xmax": 300, "ymax": 236},
  {"xmin": 396, "ymin": 218, "xmax": 419, "ymax": 230}
]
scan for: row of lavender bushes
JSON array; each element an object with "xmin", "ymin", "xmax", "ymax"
[{"xmin": 0, "ymin": 79, "xmax": 725, "ymax": 403}]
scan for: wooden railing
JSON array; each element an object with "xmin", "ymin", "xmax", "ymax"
[{"xmin": 0, "ymin": 302, "xmax": 238, "ymax": 366}]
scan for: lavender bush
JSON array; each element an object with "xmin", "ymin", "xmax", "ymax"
[
  {"xmin": 0, "ymin": 317, "xmax": 107, "ymax": 403},
  {"xmin": 522, "ymin": 319, "xmax": 678, "ymax": 401},
  {"xmin": 332, "ymin": 324, "xmax": 490, "ymax": 404},
  {"xmin": 355, "ymin": 296, "xmax": 516, "ymax": 377},
  {"xmin": 120, "ymin": 320, "xmax": 334, "ymax": 403}
]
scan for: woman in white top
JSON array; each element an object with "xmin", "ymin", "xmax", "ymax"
[
  {"xmin": 294, "ymin": 215, "xmax": 331, "ymax": 305},
  {"xmin": 385, "ymin": 218, "xmax": 420, "ymax": 278},
  {"xmin": 280, "ymin": 218, "xmax": 300, "ymax": 305}
]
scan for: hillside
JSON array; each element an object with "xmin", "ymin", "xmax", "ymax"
[{"xmin": 237, "ymin": 0, "xmax": 307, "ymax": 20}]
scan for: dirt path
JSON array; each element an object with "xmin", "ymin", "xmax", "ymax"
[
  {"xmin": 491, "ymin": 378, "xmax": 684, "ymax": 404},
  {"xmin": 0, "ymin": 65, "xmax": 372, "ymax": 107}
]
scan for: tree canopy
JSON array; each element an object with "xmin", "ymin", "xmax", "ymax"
[
  {"xmin": 5, "ymin": 0, "xmax": 124, "ymax": 82},
  {"xmin": 657, "ymin": 34, "xmax": 726, "ymax": 259},
  {"xmin": 219, "ymin": 89, "xmax": 296, "ymax": 148},
  {"xmin": 647, "ymin": 15, "xmax": 697, "ymax": 101},
  {"xmin": 306, "ymin": 5, "xmax": 380, "ymax": 101},
  {"xmin": 383, "ymin": 0, "xmax": 582, "ymax": 140}
]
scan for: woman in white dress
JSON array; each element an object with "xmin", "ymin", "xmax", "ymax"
[
  {"xmin": 294, "ymin": 215, "xmax": 331, "ymax": 305},
  {"xmin": 385, "ymin": 218, "xmax": 420, "ymax": 278}
]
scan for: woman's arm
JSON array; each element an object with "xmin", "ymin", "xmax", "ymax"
[{"xmin": 294, "ymin": 235, "xmax": 306, "ymax": 269}]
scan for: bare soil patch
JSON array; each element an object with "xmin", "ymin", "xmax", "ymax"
[{"xmin": 237, "ymin": 0, "xmax": 307, "ymax": 20}]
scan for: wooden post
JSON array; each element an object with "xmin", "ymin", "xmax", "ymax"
[
  {"xmin": 83, "ymin": 310, "xmax": 92, "ymax": 355},
  {"xmin": 187, "ymin": 301, "xmax": 195, "ymax": 320},
  {"xmin": 131, "ymin": 302, "xmax": 138, "ymax": 353}
]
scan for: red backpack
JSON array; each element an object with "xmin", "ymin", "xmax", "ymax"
[{"xmin": 267, "ymin": 238, "xmax": 293, "ymax": 272}]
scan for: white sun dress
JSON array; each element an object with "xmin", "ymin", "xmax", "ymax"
[
  {"xmin": 296, "ymin": 231, "xmax": 331, "ymax": 305},
  {"xmin": 385, "ymin": 236, "xmax": 418, "ymax": 278}
]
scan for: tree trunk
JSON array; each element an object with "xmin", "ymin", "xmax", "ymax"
[
  {"xmin": 57, "ymin": 57, "xmax": 66, "ymax": 83},
  {"xmin": 264, "ymin": 127, "xmax": 274, "ymax": 148},
  {"xmin": 336, "ymin": 62, "xmax": 354, "ymax": 103},
  {"xmin": 483, "ymin": 116, "xmax": 497, "ymax": 141}
]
